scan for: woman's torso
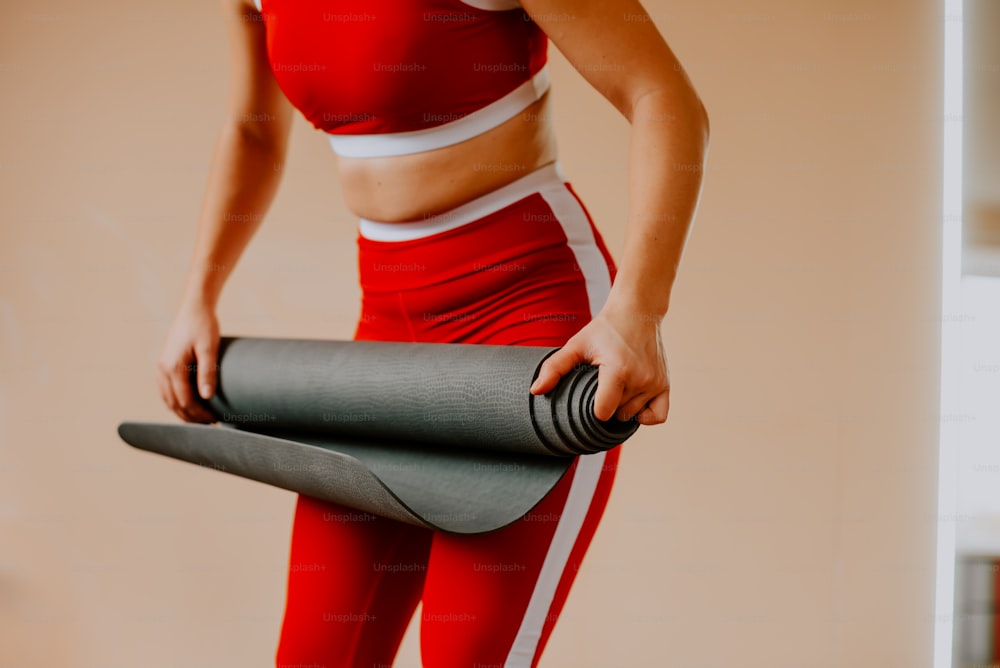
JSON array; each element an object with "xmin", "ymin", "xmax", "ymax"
[
  {"xmin": 255, "ymin": 0, "xmax": 560, "ymax": 222},
  {"xmin": 337, "ymin": 95, "xmax": 557, "ymax": 222}
]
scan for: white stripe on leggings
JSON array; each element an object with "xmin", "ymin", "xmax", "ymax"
[
  {"xmin": 540, "ymin": 185, "xmax": 613, "ymax": 320},
  {"xmin": 503, "ymin": 185, "xmax": 612, "ymax": 667}
]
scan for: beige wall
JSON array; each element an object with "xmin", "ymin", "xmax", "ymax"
[{"xmin": 0, "ymin": 1, "xmax": 942, "ymax": 666}]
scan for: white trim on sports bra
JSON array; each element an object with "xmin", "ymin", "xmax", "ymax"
[
  {"xmin": 253, "ymin": 0, "xmax": 522, "ymax": 14},
  {"xmin": 327, "ymin": 65, "xmax": 550, "ymax": 159},
  {"xmin": 459, "ymin": 0, "xmax": 522, "ymax": 9}
]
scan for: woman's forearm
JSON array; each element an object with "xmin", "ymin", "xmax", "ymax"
[
  {"xmin": 181, "ymin": 122, "xmax": 287, "ymax": 310},
  {"xmin": 607, "ymin": 88, "xmax": 709, "ymax": 321}
]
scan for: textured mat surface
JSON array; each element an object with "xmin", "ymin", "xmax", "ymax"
[{"xmin": 119, "ymin": 337, "xmax": 638, "ymax": 533}]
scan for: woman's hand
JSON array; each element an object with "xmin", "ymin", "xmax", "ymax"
[
  {"xmin": 530, "ymin": 301, "xmax": 670, "ymax": 426},
  {"xmin": 156, "ymin": 301, "xmax": 220, "ymax": 424}
]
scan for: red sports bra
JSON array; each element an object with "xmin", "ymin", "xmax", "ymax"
[{"xmin": 252, "ymin": 0, "xmax": 549, "ymax": 158}]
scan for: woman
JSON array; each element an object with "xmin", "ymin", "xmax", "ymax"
[{"xmin": 157, "ymin": 0, "xmax": 708, "ymax": 665}]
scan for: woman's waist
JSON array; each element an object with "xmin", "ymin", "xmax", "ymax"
[
  {"xmin": 356, "ymin": 161, "xmax": 580, "ymax": 294},
  {"xmin": 337, "ymin": 94, "xmax": 557, "ymax": 223}
]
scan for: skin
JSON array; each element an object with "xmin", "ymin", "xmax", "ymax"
[{"xmin": 158, "ymin": 0, "xmax": 709, "ymax": 427}]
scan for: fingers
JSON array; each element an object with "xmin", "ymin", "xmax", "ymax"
[
  {"xmin": 158, "ymin": 350, "xmax": 216, "ymax": 424},
  {"xmin": 195, "ymin": 337, "xmax": 219, "ymax": 401},
  {"xmin": 531, "ymin": 342, "xmax": 632, "ymax": 424},
  {"xmin": 157, "ymin": 355, "xmax": 187, "ymax": 422},
  {"xmin": 156, "ymin": 364, "xmax": 181, "ymax": 419},
  {"xmin": 169, "ymin": 354, "xmax": 207, "ymax": 423},
  {"xmin": 184, "ymin": 354, "xmax": 218, "ymax": 423},
  {"xmin": 593, "ymin": 364, "xmax": 627, "ymax": 422},
  {"xmin": 615, "ymin": 391, "xmax": 651, "ymax": 423},
  {"xmin": 528, "ymin": 327, "xmax": 671, "ymax": 427},
  {"xmin": 530, "ymin": 344, "xmax": 587, "ymax": 395},
  {"xmin": 634, "ymin": 390, "xmax": 670, "ymax": 426}
]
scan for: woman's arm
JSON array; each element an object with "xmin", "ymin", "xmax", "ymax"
[
  {"xmin": 157, "ymin": 0, "xmax": 294, "ymax": 422},
  {"xmin": 524, "ymin": 0, "xmax": 710, "ymax": 425}
]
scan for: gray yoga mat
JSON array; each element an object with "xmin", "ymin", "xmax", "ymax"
[{"xmin": 119, "ymin": 337, "xmax": 638, "ymax": 534}]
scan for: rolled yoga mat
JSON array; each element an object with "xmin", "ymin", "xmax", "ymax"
[{"xmin": 119, "ymin": 337, "xmax": 638, "ymax": 534}]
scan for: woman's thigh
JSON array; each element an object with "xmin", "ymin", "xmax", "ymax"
[{"xmin": 275, "ymin": 496, "xmax": 432, "ymax": 667}]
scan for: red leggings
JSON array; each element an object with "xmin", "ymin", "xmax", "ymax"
[{"xmin": 275, "ymin": 163, "xmax": 622, "ymax": 667}]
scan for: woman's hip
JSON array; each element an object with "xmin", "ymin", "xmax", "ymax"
[{"xmin": 354, "ymin": 162, "xmax": 617, "ymax": 345}]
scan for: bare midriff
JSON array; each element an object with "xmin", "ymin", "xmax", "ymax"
[{"xmin": 335, "ymin": 93, "xmax": 558, "ymax": 223}]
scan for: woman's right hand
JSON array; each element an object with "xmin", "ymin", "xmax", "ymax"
[{"xmin": 156, "ymin": 301, "xmax": 220, "ymax": 423}]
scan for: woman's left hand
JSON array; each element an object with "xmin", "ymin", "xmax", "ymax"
[{"xmin": 529, "ymin": 302, "xmax": 670, "ymax": 426}]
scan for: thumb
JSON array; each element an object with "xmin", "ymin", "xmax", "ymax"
[
  {"xmin": 195, "ymin": 338, "xmax": 219, "ymax": 401},
  {"xmin": 530, "ymin": 342, "xmax": 588, "ymax": 395}
]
